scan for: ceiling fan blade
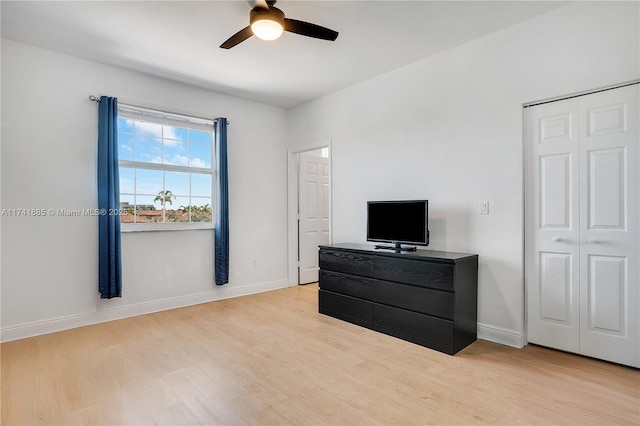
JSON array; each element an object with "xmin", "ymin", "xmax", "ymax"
[
  {"xmin": 253, "ymin": 0, "xmax": 269, "ymax": 10},
  {"xmin": 220, "ymin": 26, "xmax": 253, "ymax": 49},
  {"xmin": 283, "ymin": 18, "xmax": 338, "ymax": 41}
]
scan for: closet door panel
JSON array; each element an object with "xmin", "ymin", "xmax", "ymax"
[
  {"xmin": 579, "ymin": 84, "xmax": 639, "ymax": 368},
  {"xmin": 540, "ymin": 154, "xmax": 572, "ymax": 229},
  {"xmin": 587, "ymin": 147, "xmax": 626, "ymax": 230},
  {"xmin": 525, "ymin": 99, "xmax": 581, "ymax": 353},
  {"xmin": 539, "ymin": 252, "xmax": 573, "ymax": 324},
  {"xmin": 587, "ymin": 255, "xmax": 626, "ymax": 335}
]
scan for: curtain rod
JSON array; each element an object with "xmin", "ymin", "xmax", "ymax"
[{"xmin": 88, "ymin": 95, "xmax": 229, "ymax": 125}]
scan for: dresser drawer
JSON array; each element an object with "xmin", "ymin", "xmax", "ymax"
[
  {"xmin": 373, "ymin": 304, "xmax": 454, "ymax": 354},
  {"xmin": 319, "ymin": 290, "xmax": 374, "ymax": 328},
  {"xmin": 320, "ymin": 249, "xmax": 374, "ymax": 277},
  {"xmin": 375, "ymin": 257, "xmax": 454, "ymax": 291},
  {"xmin": 319, "ymin": 270, "xmax": 374, "ymax": 301},
  {"xmin": 373, "ymin": 279, "xmax": 454, "ymax": 320}
]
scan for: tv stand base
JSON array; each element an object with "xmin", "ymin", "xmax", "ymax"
[{"xmin": 374, "ymin": 243, "xmax": 417, "ymax": 252}]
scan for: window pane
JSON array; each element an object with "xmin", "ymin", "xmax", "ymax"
[
  {"xmin": 118, "ymin": 133, "xmax": 133, "ymax": 161},
  {"xmin": 165, "ymin": 172, "xmax": 190, "ymax": 196},
  {"xmin": 134, "ymin": 120, "xmax": 162, "ymax": 138},
  {"xmin": 164, "ymin": 125, "xmax": 188, "ymax": 142},
  {"xmin": 118, "ymin": 118, "xmax": 133, "ymax": 133},
  {"xmin": 135, "ymin": 195, "xmax": 158, "ymax": 211},
  {"xmin": 117, "ymin": 107, "xmax": 216, "ymax": 228},
  {"xmin": 163, "ymin": 141, "xmax": 188, "ymax": 166},
  {"xmin": 152, "ymin": 190, "xmax": 177, "ymax": 212},
  {"xmin": 189, "ymin": 143, "xmax": 212, "ymax": 168},
  {"xmin": 119, "ymin": 167, "xmax": 135, "ymax": 193},
  {"xmin": 191, "ymin": 173, "xmax": 212, "ymax": 197},
  {"xmin": 134, "ymin": 136, "xmax": 162, "ymax": 163},
  {"xmin": 120, "ymin": 195, "xmax": 135, "ymax": 209},
  {"xmin": 119, "ymin": 195, "xmax": 135, "ymax": 223},
  {"xmin": 135, "ymin": 195, "xmax": 162, "ymax": 223},
  {"xmin": 136, "ymin": 169, "xmax": 163, "ymax": 196},
  {"xmin": 190, "ymin": 130, "xmax": 212, "ymax": 144},
  {"xmin": 190, "ymin": 197, "xmax": 212, "ymax": 222},
  {"xmin": 165, "ymin": 196, "xmax": 189, "ymax": 223}
]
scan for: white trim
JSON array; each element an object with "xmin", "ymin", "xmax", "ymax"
[
  {"xmin": 477, "ymin": 322, "xmax": 524, "ymax": 348},
  {"xmin": 287, "ymin": 142, "xmax": 333, "ymax": 287},
  {"xmin": 119, "ymin": 160, "xmax": 212, "ymax": 174},
  {"xmin": 121, "ymin": 222, "xmax": 214, "ymax": 232},
  {"xmin": 2, "ymin": 279, "xmax": 527, "ymax": 346},
  {"xmin": 0, "ymin": 279, "xmax": 288, "ymax": 343},
  {"xmin": 118, "ymin": 104, "xmax": 216, "ymax": 228}
]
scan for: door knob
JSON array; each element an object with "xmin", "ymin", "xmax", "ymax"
[
  {"xmin": 552, "ymin": 237, "xmax": 563, "ymax": 242},
  {"xmin": 588, "ymin": 239, "xmax": 602, "ymax": 244}
]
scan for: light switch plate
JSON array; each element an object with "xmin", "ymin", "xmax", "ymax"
[{"xmin": 480, "ymin": 201, "xmax": 489, "ymax": 215}]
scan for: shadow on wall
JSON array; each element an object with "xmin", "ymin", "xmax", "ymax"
[
  {"xmin": 427, "ymin": 217, "xmax": 447, "ymax": 250},
  {"xmin": 430, "ymin": 207, "xmax": 523, "ymax": 341},
  {"xmin": 427, "ymin": 206, "xmax": 471, "ymax": 252},
  {"xmin": 476, "ymin": 254, "xmax": 522, "ymax": 335}
]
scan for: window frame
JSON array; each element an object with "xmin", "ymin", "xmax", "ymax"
[{"xmin": 117, "ymin": 104, "xmax": 216, "ymax": 232}]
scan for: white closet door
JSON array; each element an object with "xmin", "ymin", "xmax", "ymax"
[
  {"xmin": 578, "ymin": 85, "xmax": 639, "ymax": 367},
  {"xmin": 526, "ymin": 98, "xmax": 581, "ymax": 353},
  {"xmin": 526, "ymin": 84, "xmax": 639, "ymax": 368}
]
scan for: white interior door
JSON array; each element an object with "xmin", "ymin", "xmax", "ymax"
[
  {"xmin": 526, "ymin": 83, "xmax": 639, "ymax": 368},
  {"xmin": 298, "ymin": 153, "xmax": 330, "ymax": 284}
]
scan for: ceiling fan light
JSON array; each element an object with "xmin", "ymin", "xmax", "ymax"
[{"xmin": 251, "ymin": 19, "xmax": 284, "ymax": 41}]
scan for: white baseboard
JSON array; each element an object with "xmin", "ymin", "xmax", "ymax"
[
  {"xmin": 0, "ymin": 279, "xmax": 289, "ymax": 343},
  {"xmin": 3, "ymin": 283, "xmax": 527, "ymax": 348},
  {"xmin": 477, "ymin": 322, "xmax": 524, "ymax": 348}
]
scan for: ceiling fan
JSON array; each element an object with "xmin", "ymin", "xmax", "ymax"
[{"xmin": 220, "ymin": 0, "xmax": 339, "ymax": 49}]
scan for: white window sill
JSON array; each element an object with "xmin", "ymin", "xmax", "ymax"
[{"xmin": 121, "ymin": 223, "xmax": 214, "ymax": 233}]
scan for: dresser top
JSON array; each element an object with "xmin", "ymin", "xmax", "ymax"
[{"xmin": 319, "ymin": 243, "xmax": 478, "ymax": 262}]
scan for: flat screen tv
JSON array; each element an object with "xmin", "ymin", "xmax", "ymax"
[{"xmin": 367, "ymin": 200, "xmax": 429, "ymax": 251}]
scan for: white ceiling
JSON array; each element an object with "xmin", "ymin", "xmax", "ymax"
[{"xmin": 1, "ymin": 1, "xmax": 569, "ymax": 108}]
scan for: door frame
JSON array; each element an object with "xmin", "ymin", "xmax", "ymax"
[{"xmin": 287, "ymin": 143, "xmax": 332, "ymax": 286}]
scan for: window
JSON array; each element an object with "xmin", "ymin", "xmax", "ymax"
[{"xmin": 117, "ymin": 104, "xmax": 215, "ymax": 230}]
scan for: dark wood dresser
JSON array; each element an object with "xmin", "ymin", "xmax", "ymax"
[{"xmin": 318, "ymin": 243, "xmax": 478, "ymax": 355}]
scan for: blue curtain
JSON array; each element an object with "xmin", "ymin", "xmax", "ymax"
[
  {"xmin": 97, "ymin": 96, "xmax": 122, "ymax": 298},
  {"xmin": 214, "ymin": 118, "xmax": 229, "ymax": 285}
]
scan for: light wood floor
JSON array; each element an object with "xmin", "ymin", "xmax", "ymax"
[{"xmin": 2, "ymin": 283, "xmax": 638, "ymax": 425}]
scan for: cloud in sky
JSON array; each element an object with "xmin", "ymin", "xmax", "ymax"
[{"xmin": 190, "ymin": 158, "xmax": 207, "ymax": 168}]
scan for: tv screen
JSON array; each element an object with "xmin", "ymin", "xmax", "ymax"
[{"xmin": 367, "ymin": 200, "xmax": 429, "ymax": 247}]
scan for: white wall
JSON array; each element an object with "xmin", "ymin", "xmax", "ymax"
[
  {"xmin": 287, "ymin": 2, "xmax": 640, "ymax": 346},
  {"xmin": 1, "ymin": 39, "xmax": 290, "ymax": 341}
]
